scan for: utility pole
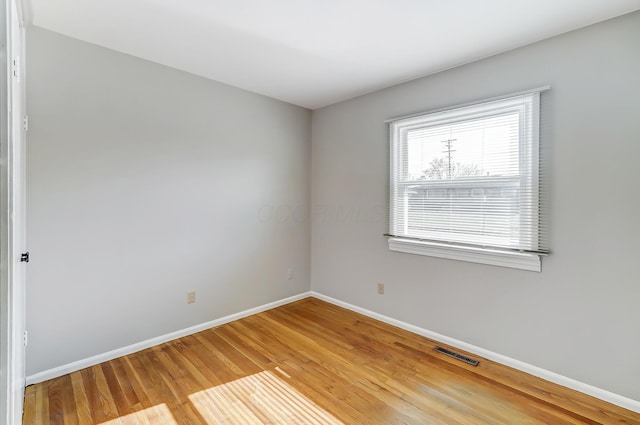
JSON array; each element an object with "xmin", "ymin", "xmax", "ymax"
[{"xmin": 441, "ymin": 139, "xmax": 457, "ymax": 179}]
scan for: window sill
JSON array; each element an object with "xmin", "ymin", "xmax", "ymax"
[{"xmin": 388, "ymin": 237, "xmax": 541, "ymax": 272}]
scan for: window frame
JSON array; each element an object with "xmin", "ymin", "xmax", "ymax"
[{"xmin": 387, "ymin": 89, "xmax": 547, "ymax": 271}]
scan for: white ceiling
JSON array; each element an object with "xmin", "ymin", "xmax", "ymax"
[{"xmin": 25, "ymin": 0, "xmax": 640, "ymax": 109}]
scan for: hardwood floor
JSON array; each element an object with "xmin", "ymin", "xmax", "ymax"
[{"xmin": 23, "ymin": 297, "xmax": 640, "ymax": 424}]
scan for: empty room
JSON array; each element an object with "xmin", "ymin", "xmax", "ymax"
[{"xmin": 1, "ymin": 0, "xmax": 640, "ymax": 424}]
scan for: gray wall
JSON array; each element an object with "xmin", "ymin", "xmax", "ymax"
[
  {"xmin": 26, "ymin": 27, "xmax": 311, "ymax": 375},
  {"xmin": 311, "ymin": 11, "xmax": 640, "ymax": 400}
]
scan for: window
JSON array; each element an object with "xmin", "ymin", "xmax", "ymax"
[{"xmin": 388, "ymin": 90, "xmax": 548, "ymax": 271}]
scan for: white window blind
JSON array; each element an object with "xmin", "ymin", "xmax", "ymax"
[{"xmin": 388, "ymin": 90, "xmax": 548, "ymax": 269}]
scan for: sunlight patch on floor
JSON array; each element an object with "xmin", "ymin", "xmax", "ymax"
[
  {"xmin": 189, "ymin": 370, "xmax": 343, "ymax": 424},
  {"xmin": 98, "ymin": 403, "xmax": 178, "ymax": 425}
]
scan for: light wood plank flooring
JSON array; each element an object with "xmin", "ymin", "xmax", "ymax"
[{"xmin": 23, "ymin": 297, "xmax": 640, "ymax": 424}]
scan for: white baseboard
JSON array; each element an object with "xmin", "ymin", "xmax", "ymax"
[
  {"xmin": 310, "ymin": 291, "xmax": 640, "ymax": 414},
  {"xmin": 26, "ymin": 292, "xmax": 312, "ymax": 386}
]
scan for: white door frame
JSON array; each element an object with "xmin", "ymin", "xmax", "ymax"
[{"xmin": 1, "ymin": 0, "xmax": 26, "ymax": 423}]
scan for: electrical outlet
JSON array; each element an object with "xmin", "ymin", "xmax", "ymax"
[
  {"xmin": 287, "ymin": 268, "xmax": 294, "ymax": 280},
  {"xmin": 377, "ymin": 283, "xmax": 385, "ymax": 295},
  {"xmin": 187, "ymin": 291, "xmax": 196, "ymax": 304}
]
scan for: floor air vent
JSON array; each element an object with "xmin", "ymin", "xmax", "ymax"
[{"xmin": 434, "ymin": 346, "xmax": 480, "ymax": 366}]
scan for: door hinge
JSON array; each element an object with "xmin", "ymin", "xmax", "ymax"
[
  {"xmin": 12, "ymin": 56, "xmax": 20, "ymax": 80},
  {"xmin": 20, "ymin": 252, "xmax": 29, "ymax": 263},
  {"xmin": 23, "ymin": 331, "xmax": 28, "ymax": 347},
  {"xmin": 23, "ymin": 115, "xmax": 29, "ymax": 132}
]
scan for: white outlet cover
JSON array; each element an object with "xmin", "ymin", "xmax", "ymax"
[{"xmin": 187, "ymin": 292, "xmax": 196, "ymax": 303}]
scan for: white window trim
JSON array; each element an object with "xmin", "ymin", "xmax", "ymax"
[
  {"xmin": 388, "ymin": 237, "xmax": 541, "ymax": 272},
  {"xmin": 387, "ymin": 87, "xmax": 549, "ymax": 272}
]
